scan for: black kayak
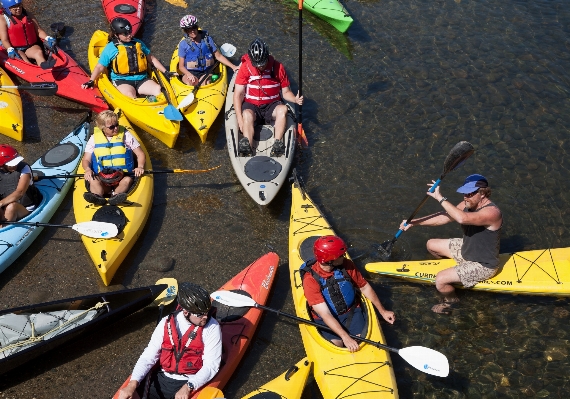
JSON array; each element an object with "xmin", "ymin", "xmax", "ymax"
[{"xmin": 0, "ymin": 284, "xmax": 166, "ymax": 375}]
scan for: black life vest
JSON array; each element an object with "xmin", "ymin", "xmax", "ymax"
[{"xmin": 0, "ymin": 162, "xmax": 41, "ymax": 208}]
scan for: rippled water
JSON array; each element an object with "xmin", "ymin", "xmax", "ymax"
[{"xmin": 0, "ymin": 0, "xmax": 569, "ymax": 397}]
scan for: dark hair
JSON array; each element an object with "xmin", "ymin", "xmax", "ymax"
[{"xmin": 479, "ymin": 187, "xmax": 491, "ymax": 198}]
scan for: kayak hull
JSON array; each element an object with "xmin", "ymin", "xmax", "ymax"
[
  {"xmin": 0, "ymin": 116, "xmax": 89, "ymax": 275},
  {"xmin": 365, "ymin": 247, "xmax": 570, "ymax": 297},
  {"xmin": 0, "ymin": 47, "xmax": 108, "ymax": 113},
  {"xmin": 101, "ymin": 0, "xmax": 145, "ymax": 36},
  {"xmin": 289, "ymin": 181, "xmax": 398, "ymax": 398},
  {"xmin": 241, "ymin": 357, "xmax": 311, "ymax": 399},
  {"xmin": 0, "ymin": 284, "xmax": 165, "ymax": 375},
  {"xmin": 169, "ymin": 41, "xmax": 228, "ymax": 143},
  {"xmin": 73, "ymin": 109, "xmax": 153, "ymax": 286},
  {"xmin": 225, "ymin": 67, "xmax": 296, "ymax": 205},
  {"xmin": 294, "ymin": 0, "xmax": 353, "ymax": 33},
  {"xmin": 0, "ymin": 66, "xmax": 23, "ymax": 140},
  {"xmin": 88, "ymin": 30, "xmax": 180, "ymax": 148}
]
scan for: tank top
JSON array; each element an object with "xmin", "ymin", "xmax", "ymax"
[{"xmin": 461, "ymin": 202, "xmax": 501, "ymax": 269}]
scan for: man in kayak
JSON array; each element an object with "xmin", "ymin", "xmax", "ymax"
[
  {"xmin": 176, "ymin": 14, "xmax": 237, "ymax": 86},
  {"xmin": 81, "ymin": 17, "xmax": 173, "ymax": 99},
  {"xmin": 301, "ymin": 236, "xmax": 395, "ymax": 352},
  {"xmin": 399, "ymin": 174, "xmax": 503, "ymax": 314},
  {"xmin": 233, "ymin": 38, "xmax": 303, "ymax": 157},
  {"xmin": 0, "ymin": 0, "xmax": 56, "ymax": 64},
  {"xmin": 117, "ymin": 283, "xmax": 222, "ymax": 399},
  {"xmin": 81, "ymin": 110, "xmax": 146, "ymax": 206},
  {"xmin": 0, "ymin": 145, "xmax": 41, "ymax": 227}
]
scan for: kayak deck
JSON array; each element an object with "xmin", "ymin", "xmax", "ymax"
[{"xmin": 0, "ymin": 66, "xmax": 23, "ymax": 141}]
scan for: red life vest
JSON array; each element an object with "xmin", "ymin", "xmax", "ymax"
[
  {"xmin": 159, "ymin": 312, "xmax": 205, "ymax": 374},
  {"xmin": 242, "ymin": 55, "xmax": 282, "ymax": 106},
  {"xmin": 3, "ymin": 11, "xmax": 38, "ymax": 48}
]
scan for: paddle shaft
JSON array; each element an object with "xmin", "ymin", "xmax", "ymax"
[
  {"xmin": 0, "ymin": 83, "xmax": 58, "ymax": 96},
  {"xmin": 193, "ymin": 62, "xmax": 219, "ymax": 95},
  {"xmin": 297, "ymin": 0, "xmax": 309, "ymax": 147},
  {"xmin": 34, "ymin": 167, "xmax": 219, "ymax": 180},
  {"xmin": 253, "ymin": 303, "xmax": 399, "ymax": 354}
]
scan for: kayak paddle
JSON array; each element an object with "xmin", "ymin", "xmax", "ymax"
[
  {"xmin": 40, "ymin": 46, "xmax": 58, "ymax": 70},
  {"xmin": 2, "ymin": 220, "xmax": 118, "ymax": 239},
  {"xmin": 153, "ymin": 278, "xmax": 178, "ymax": 324},
  {"xmin": 33, "ymin": 165, "xmax": 221, "ymax": 180},
  {"xmin": 377, "ymin": 141, "xmax": 475, "ymax": 261},
  {"xmin": 177, "ymin": 43, "xmax": 237, "ymax": 110},
  {"xmin": 211, "ymin": 290, "xmax": 450, "ymax": 377},
  {"xmin": 152, "ymin": 66, "xmax": 183, "ymax": 121},
  {"xmin": 297, "ymin": 0, "xmax": 308, "ymax": 147},
  {"xmin": 0, "ymin": 82, "xmax": 58, "ymax": 96}
]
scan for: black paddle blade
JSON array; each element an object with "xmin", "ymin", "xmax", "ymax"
[
  {"xmin": 376, "ymin": 239, "xmax": 395, "ymax": 261},
  {"xmin": 50, "ymin": 22, "xmax": 66, "ymax": 40},
  {"xmin": 442, "ymin": 141, "xmax": 474, "ymax": 175},
  {"xmin": 40, "ymin": 55, "xmax": 56, "ymax": 70},
  {"xmin": 22, "ymin": 83, "xmax": 58, "ymax": 96}
]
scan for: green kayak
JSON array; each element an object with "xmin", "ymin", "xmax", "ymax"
[{"xmin": 297, "ymin": 0, "xmax": 353, "ymax": 33}]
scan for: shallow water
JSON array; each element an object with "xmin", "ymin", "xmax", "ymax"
[{"xmin": 0, "ymin": 0, "xmax": 569, "ymax": 397}]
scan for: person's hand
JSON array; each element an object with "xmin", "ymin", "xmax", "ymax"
[
  {"xmin": 7, "ymin": 47, "xmax": 17, "ymax": 59},
  {"xmin": 82, "ymin": 80, "xmax": 94, "ymax": 89},
  {"xmin": 84, "ymin": 167, "xmax": 95, "ymax": 181},
  {"xmin": 133, "ymin": 167, "xmax": 144, "ymax": 177},
  {"xmin": 380, "ymin": 310, "xmax": 396, "ymax": 324},
  {"xmin": 295, "ymin": 92, "xmax": 304, "ymax": 105},
  {"xmin": 341, "ymin": 335, "xmax": 360, "ymax": 353},
  {"xmin": 426, "ymin": 180, "xmax": 442, "ymax": 201},
  {"xmin": 44, "ymin": 36, "xmax": 56, "ymax": 50},
  {"xmin": 117, "ymin": 380, "xmax": 137, "ymax": 399},
  {"xmin": 232, "ymin": 65, "xmax": 239, "ymax": 72},
  {"xmin": 185, "ymin": 73, "xmax": 197, "ymax": 85},
  {"xmin": 399, "ymin": 220, "xmax": 412, "ymax": 231},
  {"xmin": 174, "ymin": 383, "xmax": 192, "ymax": 399}
]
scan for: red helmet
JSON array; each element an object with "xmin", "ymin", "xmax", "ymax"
[
  {"xmin": 313, "ymin": 235, "xmax": 347, "ymax": 264},
  {"xmin": 0, "ymin": 145, "xmax": 19, "ymax": 167},
  {"xmin": 98, "ymin": 167, "xmax": 124, "ymax": 186}
]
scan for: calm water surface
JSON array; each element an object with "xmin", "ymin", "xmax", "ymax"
[{"xmin": 0, "ymin": 0, "xmax": 569, "ymax": 397}]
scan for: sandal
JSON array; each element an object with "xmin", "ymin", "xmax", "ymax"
[{"xmin": 431, "ymin": 297, "xmax": 459, "ymax": 314}]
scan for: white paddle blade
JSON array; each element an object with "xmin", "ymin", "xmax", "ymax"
[
  {"xmin": 211, "ymin": 290, "xmax": 256, "ymax": 308},
  {"xmin": 398, "ymin": 346, "xmax": 450, "ymax": 377},
  {"xmin": 72, "ymin": 221, "xmax": 118, "ymax": 239},
  {"xmin": 154, "ymin": 278, "xmax": 178, "ymax": 307},
  {"xmin": 220, "ymin": 43, "xmax": 236, "ymax": 57},
  {"xmin": 177, "ymin": 92, "xmax": 194, "ymax": 110}
]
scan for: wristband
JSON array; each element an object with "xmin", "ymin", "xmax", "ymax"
[{"xmin": 439, "ymin": 197, "xmax": 447, "ymax": 205}]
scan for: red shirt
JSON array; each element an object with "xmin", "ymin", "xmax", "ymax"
[
  {"xmin": 235, "ymin": 55, "xmax": 290, "ymax": 91},
  {"xmin": 303, "ymin": 259, "xmax": 367, "ymax": 307}
]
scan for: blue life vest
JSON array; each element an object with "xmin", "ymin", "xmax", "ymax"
[
  {"xmin": 300, "ymin": 259, "xmax": 356, "ymax": 316},
  {"xmin": 181, "ymin": 30, "xmax": 215, "ymax": 72}
]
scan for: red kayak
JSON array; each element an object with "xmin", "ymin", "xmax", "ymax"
[
  {"xmin": 101, "ymin": 0, "xmax": 145, "ymax": 36},
  {"xmin": 113, "ymin": 252, "xmax": 279, "ymax": 398},
  {"xmin": 0, "ymin": 47, "xmax": 108, "ymax": 113}
]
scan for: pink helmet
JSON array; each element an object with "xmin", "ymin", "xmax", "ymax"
[
  {"xmin": 180, "ymin": 15, "xmax": 198, "ymax": 29},
  {"xmin": 313, "ymin": 236, "xmax": 347, "ymax": 264}
]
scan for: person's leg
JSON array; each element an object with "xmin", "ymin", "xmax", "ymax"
[
  {"xmin": 3, "ymin": 203, "xmax": 30, "ymax": 222},
  {"xmin": 24, "ymin": 44, "xmax": 46, "ymax": 63},
  {"xmin": 270, "ymin": 103, "xmax": 288, "ymax": 141},
  {"xmin": 116, "ymin": 83, "xmax": 138, "ymax": 99},
  {"xmin": 137, "ymin": 79, "xmax": 162, "ymax": 96},
  {"xmin": 431, "ymin": 267, "xmax": 461, "ymax": 314},
  {"xmin": 114, "ymin": 176, "xmax": 133, "ymax": 195},
  {"xmin": 426, "ymin": 238, "xmax": 453, "ymax": 259}
]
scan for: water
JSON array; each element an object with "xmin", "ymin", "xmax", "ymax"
[{"xmin": 0, "ymin": 0, "xmax": 569, "ymax": 397}]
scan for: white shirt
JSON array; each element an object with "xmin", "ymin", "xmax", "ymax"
[{"xmin": 131, "ymin": 312, "xmax": 222, "ymax": 390}]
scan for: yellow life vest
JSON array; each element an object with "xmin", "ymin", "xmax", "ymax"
[
  {"xmin": 111, "ymin": 41, "xmax": 148, "ymax": 76},
  {"xmin": 92, "ymin": 127, "xmax": 133, "ymax": 173}
]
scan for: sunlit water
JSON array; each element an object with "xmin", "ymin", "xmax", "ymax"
[{"xmin": 0, "ymin": 0, "xmax": 569, "ymax": 397}]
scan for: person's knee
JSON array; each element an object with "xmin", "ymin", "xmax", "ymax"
[
  {"xmin": 242, "ymin": 109, "xmax": 255, "ymax": 123},
  {"xmin": 274, "ymin": 104, "xmax": 287, "ymax": 120}
]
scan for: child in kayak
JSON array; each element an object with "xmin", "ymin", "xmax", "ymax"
[{"xmin": 81, "ymin": 17, "xmax": 174, "ymax": 99}]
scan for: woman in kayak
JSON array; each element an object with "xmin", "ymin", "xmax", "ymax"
[
  {"xmin": 176, "ymin": 14, "xmax": 238, "ymax": 86},
  {"xmin": 81, "ymin": 17, "xmax": 173, "ymax": 99},
  {"xmin": 0, "ymin": 0, "xmax": 56, "ymax": 64},
  {"xmin": 0, "ymin": 145, "xmax": 41, "ymax": 227}
]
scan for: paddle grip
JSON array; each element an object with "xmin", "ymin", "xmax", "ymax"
[{"xmin": 428, "ymin": 178, "xmax": 442, "ymax": 193}]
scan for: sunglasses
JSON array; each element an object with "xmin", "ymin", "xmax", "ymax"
[
  {"xmin": 464, "ymin": 189, "xmax": 480, "ymax": 198},
  {"xmin": 105, "ymin": 123, "xmax": 119, "ymax": 130}
]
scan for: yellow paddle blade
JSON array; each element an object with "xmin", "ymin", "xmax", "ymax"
[
  {"xmin": 168, "ymin": 165, "xmax": 221, "ymax": 174},
  {"xmin": 153, "ymin": 278, "xmax": 178, "ymax": 307}
]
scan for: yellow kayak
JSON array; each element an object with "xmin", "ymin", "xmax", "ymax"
[
  {"xmin": 73, "ymin": 109, "xmax": 153, "ymax": 286},
  {"xmin": 366, "ymin": 247, "xmax": 570, "ymax": 297},
  {"xmin": 241, "ymin": 358, "xmax": 311, "ymax": 399},
  {"xmin": 289, "ymin": 177, "xmax": 398, "ymax": 399},
  {"xmin": 0, "ymin": 66, "xmax": 23, "ymax": 141},
  {"xmin": 87, "ymin": 30, "xmax": 180, "ymax": 148},
  {"xmin": 169, "ymin": 40, "xmax": 228, "ymax": 143}
]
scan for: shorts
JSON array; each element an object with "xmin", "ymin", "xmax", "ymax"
[
  {"xmin": 314, "ymin": 305, "xmax": 365, "ymax": 342},
  {"xmin": 242, "ymin": 101, "xmax": 283, "ymax": 125},
  {"xmin": 449, "ymin": 238, "xmax": 499, "ymax": 287},
  {"xmin": 136, "ymin": 369, "xmax": 186, "ymax": 399},
  {"xmin": 113, "ymin": 77, "xmax": 152, "ymax": 92}
]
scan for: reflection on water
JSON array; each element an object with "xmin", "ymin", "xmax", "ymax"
[{"xmin": 0, "ymin": 0, "xmax": 569, "ymax": 397}]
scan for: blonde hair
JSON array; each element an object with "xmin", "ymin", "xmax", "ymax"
[{"xmin": 95, "ymin": 111, "xmax": 119, "ymax": 130}]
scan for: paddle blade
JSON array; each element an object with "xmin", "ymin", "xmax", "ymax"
[
  {"xmin": 153, "ymin": 278, "xmax": 178, "ymax": 307},
  {"xmin": 297, "ymin": 123, "xmax": 308, "ymax": 148},
  {"xmin": 442, "ymin": 141, "xmax": 474, "ymax": 175},
  {"xmin": 211, "ymin": 290, "xmax": 257, "ymax": 308},
  {"xmin": 20, "ymin": 82, "xmax": 58, "ymax": 96},
  {"xmin": 164, "ymin": 104, "xmax": 184, "ymax": 121},
  {"xmin": 40, "ymin": 54, "xmax": 56, "ymax": 70},
  {"xmin": 71, "ymin": 221, "xmax": 118, "ymax": 238},
  {"xmin": 398, "ymin": 346, "xmax": 450, "ymax": 377},
  {"xmin": 220, "ymin": 43, "xmax": 236, "ymax": 58},
  {"xmin": 376, "ymin": 239, "xmax": 394, "ymax": 261},
  {"xmin": 177, "ymin": 92, "xmax": 195, "ymax": 110}
]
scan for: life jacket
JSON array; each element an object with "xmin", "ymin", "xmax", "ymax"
[
  {"xmin": 159, "ymin": 311, "xmax": 205, "ymax": 374},
  {"xmin": 181, "ymin": 30, "xmax": 215, "ymax": 72},
  {"xmin": 3, "ymin": 9, "xmax": 38, "ymax": 48},
  {"xmin": 242, "ymin": 55, "xmax": 281, "ymax": 106},
  {"xmin": 0, "ymin": 162, "xmax": 41, "ymax": 208},
  {"xmin": 300, "ymin": 259, "xmax": 356, "ymax": 317},
  {"xmin": 91, "ymin": 127, "xmax": 134, "ymax": 173},
  {"xmin": 110, "ymin": 39, "xmax": 148, "ymax": 76}
]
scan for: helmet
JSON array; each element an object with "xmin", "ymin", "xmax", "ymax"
[
  {"xmin": 180, "ymin": 15, "xmax": 198, "ymax": 29},
  {"xmin": 177, "ymin": 283, "xmax": 211, "ymax": 313},
  {"xmin": 313, "ymin": 235, "xmax": 347, "ymax": 264},
  {"xmin": 248, "ymin": 38, "xmax": 269, "ymax": 68},
  {"xmin": 98, "ymin": 167, "xmax": 124, "ymax": 187},
  {"xmin": 111, "ymin": 17, "xmax": 132, "ymax": 35},
  {"xmin": 0, "ymin": 145, "xmax": 19, "ymax": 167},
  {"xmin": 1, "ymin": 0, "xmax": 22, "ymax": 9}
]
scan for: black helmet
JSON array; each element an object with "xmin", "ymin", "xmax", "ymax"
[
  {"xmin": 111, "ymin": 17, "xmax": 132, "ymax": 35},
  {"xmin": 248, "ymin": 38, "xmax": 269, "ymax": 68},
  {"xmin": 177, "ymin": 283, "xmax": 211, "ymax": 313}
]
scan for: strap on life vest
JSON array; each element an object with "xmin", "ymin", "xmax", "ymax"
[
  {"xmin": 111, "ymin": 40, "xmax": 148, "ymax": 76},
  {"xmin": 164, "ymin": 312, "xmax": 201, "ymax": 374}
]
